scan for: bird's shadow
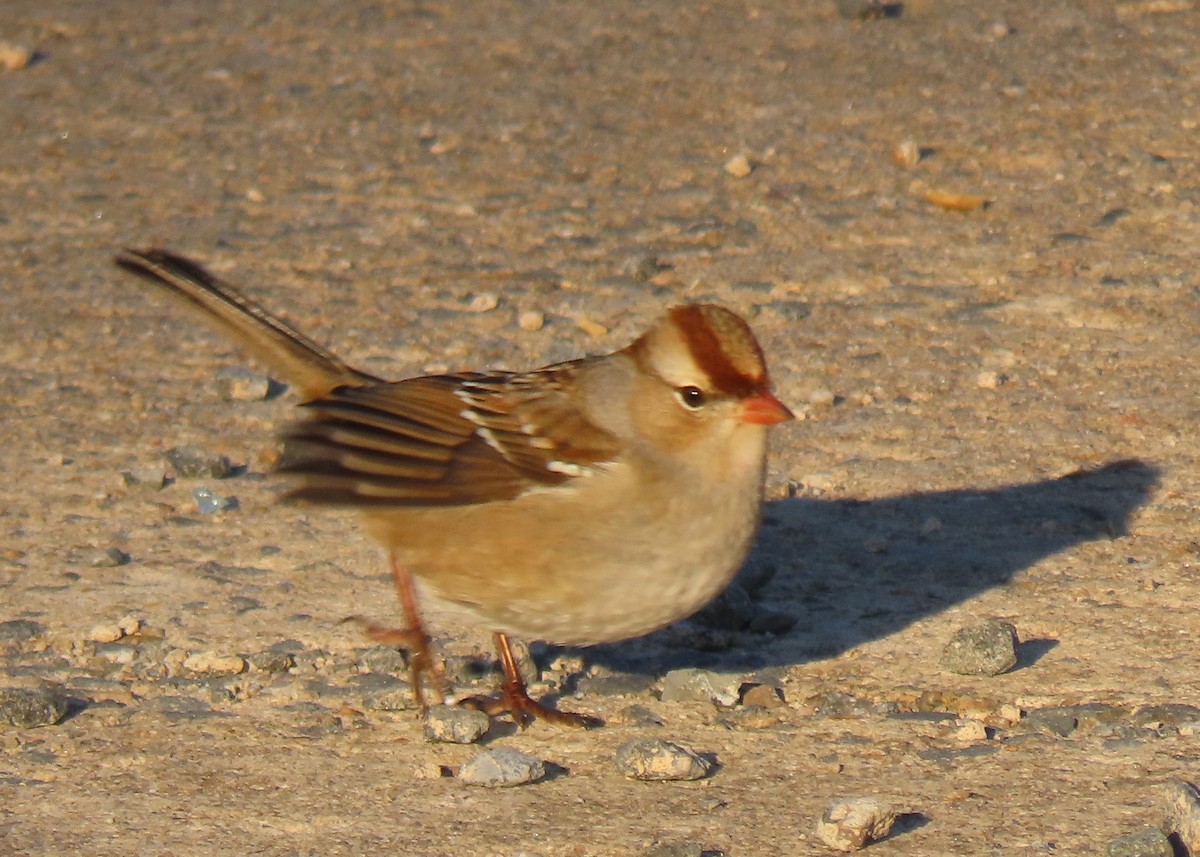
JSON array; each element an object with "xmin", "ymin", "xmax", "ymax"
[{"xmin": 584, "ymin": 459, "xmax": 1159, "ymax": 676}]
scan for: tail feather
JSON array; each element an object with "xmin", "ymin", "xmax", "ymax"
[{"xmin": 114, "ymin": 248, "xmax": 378, "ymax": 399}]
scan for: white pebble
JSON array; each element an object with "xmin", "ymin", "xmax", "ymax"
[
  {"xmin": 466, "ymin": 292, "xmax": 498, "ymax": 313},
  {"xmin": 723, "ymin": 153, "xmax": 753, "ymax": 178},
  {"xmin": 517, "ymin": 310, "xmax": 545, "ymax": 331},
  {"xmin": 976, "ymin": 370, "xmax": 1008, "ymax": 389},
  {"xmin": 459, "ymin": 747, "xmax": 545, "ymax": 787},
  {"xmin": 816, "ymin": 796, "xmax": 897, "ymax": 851},
  {"xmin": 89, "ymin": 624, "xmax": 124, "ymax": 643},
  {"xmin": 615, "ymin": 738, "xmax": 711, "ymax": 781},
  {"xmin": 183, "ymin": 651, "xmax": 247, "ymax": 675},
  {"xmin": 808, "ymin": 388, "xmax": 836, "ymax": 407}
]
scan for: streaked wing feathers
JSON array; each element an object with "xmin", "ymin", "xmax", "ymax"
[{"xmin": 279, "ymin": 369, "xmax": 619, "ymax": 507}]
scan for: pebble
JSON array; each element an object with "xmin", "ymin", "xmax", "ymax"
[
  {"xmin": 0, "ymin": 41, "xmax": 34, "ymax": 72},
  {"xmin": 808, "ymin": 387, "xmax": 837, "ymax": 408},
  {"xmin": 815, "ymin": 796, "xmax": 897, "ymax": 852},
  {"xmin": 1132, "ymin": 703, "xmax": 1200, "ymax": 730},
  {"xmin": 213, "ymin": 366, "xmax": 273, "ymax": 401},
  {"xmin": 247, "ymin": 649, "xmax": 296, "ymax": 674},
  {"xmin": 0, "ymin": 686, "xmax": 69, "ymax": 728},
  {"xmin": 193, "ymin": 486, "xmax": 238, "ymax": 514},
  {"xmin": 517, "ymin": 309, "xmax": 545, "ymax": 331},
  {"xmin": 121, "ymin": 466, "xmax": 168, "ymax": 489},
  {"xmin": 689, "ymin": 582, "xmax": 756, "ymax": 631},
  {"xmin": 615, "ymin": 738, "xmax": 711, "ymax": 781},
  {"xmin": 350, "ymin": 673, "xmax": 417, "ymax": 711},
  {"xmin": 0, "ymin": 620, "xmax": 46, "ymax": 643},
  {"xmin": 644, "ymin": 843, "xmax": 704, "ymax": 857},
  {"xmin": 459, "ymin": 747, "xmax": 546, "ymax": 787},
  {"xmin": 940, "ymin": 619, "xmax": 1019, "ymax": 676},
  {"xmin": 1022, "ymin": 707, "xmax": 1079, "ymax": 737},
  {"xmin": 183, "ymin": 651, "xmax": 247, "ymax": 676},
  {"xmin": 424, "ymin": 705, "xmax": 491, "ymax": 744},
  {"xmin": 741, "ymin": 684, "xmax": 786, "ymax": 709},
  {"xmin": 89, "ymin": 547, "xmax": 131, "ymax": 568},
  {"xmin": 1163, "ymin": 779, "xmax": 1200, "ymax": 854},
  {"xmin": 165, "ymin": 445, "xmax": 234, "ymax": 479},
  {"xmin": 660, "ymin": 668, "xmax": 744, "ymax": 707},
  {"xmin": 723, "ymin": 153, "xmax": 753, "ymax": 178},
  {"xmin": 1104, "ymin": 828, "xmax": 1174, "ymax": 857},
  {"xmin": 891, "ymin": 139, "xmax": 921, "ymax": 168},
  {"xmin": 465, "ymin": 292, "xmax": 499, "ymax": 313},
  {"xmin": 89, "ymin": 623, "xmax": 125, "ymax": 644},
  {"xmin": 976, "ymin": 370, "xmax": 1007, "ymax": 390}
]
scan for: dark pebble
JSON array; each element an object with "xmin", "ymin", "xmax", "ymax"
[
  {"xmin": 248, "ymin": 649, "xmax": 295, "ymax": 673},
  {"xmin": 0, "ymin": 620, "xmax": 47, "ymax": 643},
  {"xmin": 165, "ymin": 445, "xmax": 234, "ymax": 479},
  {"xmin": 644, "ymin": 843, "xmax": 705, "ymax": 857},
  {"xmin": 1104, "ymin": 828, "xmax": 1174, "ymax": 857},
  {"xmin": 940, "ymin": 619, "xmax": 1019, "ymax": 676},
  {"xmin": 0, "ymin": 686, "xmax": 69, "ymax": 728},
  {"xmin": 575, "ymin": 672, "xmax": 657, "ymax": 698},
  {"xmin": 690, "ymin": 582, "xmax": 755, "ymax": 631},
  {"xmin": 1022, "ymin": 707, "xmax": 1079, "ymax": 737},
  {"xmin": 1132, "ymin": 703, "xmax": 1200, "ymax": 729}
]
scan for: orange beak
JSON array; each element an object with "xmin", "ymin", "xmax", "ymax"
[{"xmin": 738, "ymin": 391, "xmax": 794, "ymax": 425}]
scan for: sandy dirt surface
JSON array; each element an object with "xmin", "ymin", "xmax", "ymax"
[{"xmin": 3, "ymin": 1, "xmax": 1200, "ymax": 854}]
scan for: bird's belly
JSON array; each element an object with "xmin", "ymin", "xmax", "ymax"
[{"xmin": 365, "ymin": 470, "xmax": 762, "ymax": 645}]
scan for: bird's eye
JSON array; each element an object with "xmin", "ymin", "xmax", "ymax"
[{"xmin": 675, "ymin": 385, "xmax": 707, "ymax": 410}]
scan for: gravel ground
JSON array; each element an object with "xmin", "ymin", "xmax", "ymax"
[{"xmin": 2, "ymin": 1, "xmax": 1200, "ymax": 854}]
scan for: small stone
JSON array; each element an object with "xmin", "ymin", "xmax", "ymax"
[
  {"xmin": 723, "ymin": 153, "xmax": 753, "ymax": 178},
  {"xmin": 0, "ymin": 42, "xmax": 34, "ymax": 72},
  {"xmin": 121, "ymin": 467, "xmax": 168, "ymax": 489},
  {"xmin": 1105, "ymin": 828, "xmax": 1174, "ymax": 857},
  {"xmin": 1132, "ymin": 703, "xmax": 1200, "ymax": 730},
  {"xmin": 89, "ymin": 623, "xmax": 124, "ymax": 644},
  {"xmin": 615, "ymin": 738, "xmax": 711, "ymax": 781},
  {"xmin": 891, "ymin": 139, "xmax": 921, "ymax": 168},
  {"xmin": 576, "ymin": 317, "xmax": 608, "ymax": 338},
  {"xmin": 193, "ymin": 486, "xmax": 238, "ymax": 514},
  {"xmin": 465, "ymin": 292, "xmax": 499, "ymax": 313},
  {"xmin": 117, "ymin": 615, "xmax": 142, "ymax": 636},
  {"xmin": 213, "ymin": 366, "xmax": 272, "ymax": 401},
  {"xmin": 0, "ymin": 620, "xmax": 46, "ymax": 643},
  {"xmin": 356, "ymin": 646, "xmax": 409, "ymax": 675},
  {"xmin": 183, "ymin": 651, "xmax": 246, "ymax": 676},
  {"xmin": 0, "ymin": 686, "xmax": 69, "ymax": 728},
  {"xmin": 644, "ymin": 842, "xmax": 704, "ymax": 857},
  {"xmin": 517, "ymin": 310, "xmax": 545, "ymax": 331},
  {"xmin": 413, "ymin": 761, "xmax": 449, "ymax": 780},
  {"xmin": 816, "ymin": 796, "xmax": 897, "ymax": 851},
  {"xmin": 248, "ymin": 650, "xmax": 295, "ymax": 674},
  {"xmin": 690, "ymin": 582, "xmax": 755, "ymax": 631},
  {"xmin": 808, "ymin": 387, "xmax": 836, "ymax": 408},
  {"xmin": 165, "ymin": 446, "xmax": 234, "ymax": 479},
  {"xmin": 741, "ymin": 684, "xmax": 785, "ymax": 709},
  {"xmin": 976, "ymin": 370, "xmax": 1007, "ymax": 389},
  {"xmin": 1163, "ymin": 779, "xmax": 1200, "ymax": 854},
  {"xmin": 1023, "ymin": 707, "xmax": 1079, "ymax": 737},
  {"xmin": 459, "ymin": 747, "xmax": 545, "ymax": 787},
  {"xmin": 660, "ymin": 668, "xmax": 744, "ymax": 707},
  {"xmin": 424, "ymin": 705, "xmax": 491, "ymax": 744},
  {"xmin": 611, "ymin": 704, "xmax": 665, "ymax": 727},
  {"xmin": 90, "ymin": 547, "xmax": 131, "ymax": 568},
  {"xmin": 940, "ymin": 619, "xmax": 1019, "ymax": 676},
  {"xmin": 953, "ymin": 720, "xmax": 989, "ymax": 742}
]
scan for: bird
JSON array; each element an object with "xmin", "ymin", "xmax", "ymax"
[{"xmin": 114, "ymin": 248, "xmax": 793, "ymax": 727}]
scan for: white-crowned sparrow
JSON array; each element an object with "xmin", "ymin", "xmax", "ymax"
[{"xmin": 115, "ymin": 248, "xmax": 793, "ymax": 726}]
